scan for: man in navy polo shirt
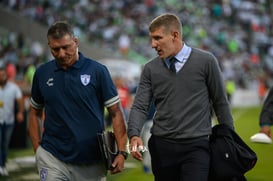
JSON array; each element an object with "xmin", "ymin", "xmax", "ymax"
[{"xmin": 29, "ymin": 21, "xmax": 127, "ymax": 181}]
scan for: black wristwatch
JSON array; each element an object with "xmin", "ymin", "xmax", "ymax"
[{"xmin": 118, "ymin": 151, "xmax": 128, "ymax": 160}]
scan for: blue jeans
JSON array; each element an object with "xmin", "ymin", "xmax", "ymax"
[{"xmin": 0, "ymin": 123, "xmax": 14, "ymax": 167}]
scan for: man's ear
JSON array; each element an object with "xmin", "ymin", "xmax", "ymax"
[
  {"xmin": 171, "ymin": 31, "xmax": 179, "ymax": 41},
  {"xmin": 74, "ymin": 37, "xmax": 79, "ymax": 46}
]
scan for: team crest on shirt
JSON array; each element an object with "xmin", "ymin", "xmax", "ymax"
[{"xmin": 80, "ymin": 74, "xmax": 91, "ymax": 86}]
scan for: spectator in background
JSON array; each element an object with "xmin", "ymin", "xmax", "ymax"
[
  {"xmin": 24, "ymin": 64, "xmax": 36, "ymax": 86},
  {"xmin": 0, "ymin": 66, "xmax": 24, "ymax": 176},
  {"xmin": 5, "ymin": 62, "xmax": 16, "ymax": 81},
  {"xmin": 118, "ymin": 34, "xmax": 131, "ymax": 56},
  {"xmin": 140, "ymin": 100, "xmax": 155, "ymax": 173},
  {"xmin": 28, "ymin": 21, "xmax": 127, "ymax": 181},
  {"xmin": 225, "ymin": 78, "xmax": 236, "ymax": 103},
  {"xmin": 1, "ymin": 0, "xmax": 273, "ymax": 92},
  {"xmin": 258, "ymin": 77, "xmax": 267, "ymax": 103},
  {"xmin": 114, "ymin": 77, "xmax": 131, "ymax": 121}
]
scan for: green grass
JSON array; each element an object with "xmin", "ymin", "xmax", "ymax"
[
  {"xmin": 5, "ymin": 106, "xmax": 273, "ymax": 181},
  {"xmin": 9, "ymin": 147, "xmax": 35, "ymax": 159},
  {"xmin": 233, "ymin": 107, "xmax": 273, "ymax": 181},
  {"xmin": 108, "ymin": 106, "xmax": 273, "ymax": 181},
  {"xmin": 107, "ymin": 157, "xmax": 153, "ymax": 181}
]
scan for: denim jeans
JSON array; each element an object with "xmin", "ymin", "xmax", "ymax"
[{"xmin": 0, "ymin": 123, "xmax": 14, "ymax": 167}]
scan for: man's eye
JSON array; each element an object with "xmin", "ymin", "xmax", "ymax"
[
  {"xmin": 153, "ymin": 36, "xmax": 161, "ymax": 40},
  {"xmin": 52, "ymin": 48, "xmax": 59, "ymax": 52}
]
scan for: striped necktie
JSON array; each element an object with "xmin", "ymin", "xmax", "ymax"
[{"xmin": 169, "ymin": 57, "xmax": 177, "ymax": 73}]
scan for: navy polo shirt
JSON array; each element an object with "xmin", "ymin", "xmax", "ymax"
[{"xmin": 30, "ymin": 52, "xmax": 119, "ymax": 164}]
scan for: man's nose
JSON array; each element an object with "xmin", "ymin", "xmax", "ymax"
[
  {"xmin": 151, "ymin": 39, "xmax": 157, "ymax": 48},
  {"xmin": 57, "ymin": 48, "xmax": 66, "ymax": 58}
]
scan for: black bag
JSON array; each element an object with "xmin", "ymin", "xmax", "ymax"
[
  {"xmin": 97, "ymin": 131, "xmax": 118, "ymax": 170},
  {"xmin": 209, "ymin": 124, "xmax": 257, "ymax": 181}
]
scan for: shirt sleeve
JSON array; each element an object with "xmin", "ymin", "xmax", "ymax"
[
  {"xmin": 259, "ymin": 86, "xmax": 273, "ymax": 127},
  {"xmin": 99, "ymin": 65, "xmax": 120, "ymax": 107},
  {"xmin": 30, "ymin": 69, "xmax": 44, "ymax": 110},
  {"xmin": 127, "ymin": 64, "xmax": 153, "ymax": 138},
  {"xmin": 206, "ymin": 53, "xmax": 234, "ymax": 129}
]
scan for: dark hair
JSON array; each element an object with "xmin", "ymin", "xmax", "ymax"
[
  {"xmin": 149, "ymin": 13, "xmax": 182, "ymax": 35},
  {"xmin": 47, "ymin": 21, "xmax": 75, "ymax": 39}
]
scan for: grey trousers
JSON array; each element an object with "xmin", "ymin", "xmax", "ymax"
[{"xmin": 35, "ymin": 146, "xmax": 107, "ymax": 181}]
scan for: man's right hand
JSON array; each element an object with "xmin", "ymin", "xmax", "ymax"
[
  {"xmin": 129, "ymin": 136, "xmax": 145, "ymax": 161},
  {"xmin": 260, "ymin": 126, "xmax": 271, "ymax": 138}
]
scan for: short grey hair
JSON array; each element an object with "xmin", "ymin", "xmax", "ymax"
[
  {"xmin": 149, "ymin": 13, "xmax": 182, "ymax": 36},
  {"xmin": 47, "ymin": 21, "xmax": 75, "ymax": 39}
]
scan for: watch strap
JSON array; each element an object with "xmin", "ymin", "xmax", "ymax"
[{"xmin": 118, "ymin": 150, "xmax": 128, "ymax": 160}]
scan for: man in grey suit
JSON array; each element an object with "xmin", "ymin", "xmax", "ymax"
[{"xmin": 127, "ymin": 13, "xmax": 234, "ymax": 181}]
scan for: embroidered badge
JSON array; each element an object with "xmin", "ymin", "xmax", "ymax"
[
  {"xmin": 46, "ymin": 78, "xmax": 54, "ymax": 86},
  {"xmin": 40, "ymin": 167, "xmax": 48, "ymax": 181},
  {"xmin": 80, "ymin": 74, "xmax": 91, "ymax": 86}
]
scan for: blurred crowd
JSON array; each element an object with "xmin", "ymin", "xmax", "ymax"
[{"xmin": 1, "ymin": 0, "xmax": 273, "ymax": 95}]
